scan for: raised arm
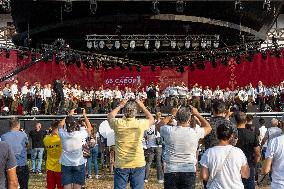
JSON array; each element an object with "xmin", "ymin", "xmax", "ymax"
[
  {"xmin": 107, "ymin": 99, "xmax": 127, "ymax": 121},
  {"xmin": 191, "ymin": 107, "xmax": 212, "ymax": 136},
  {"xmin": 83, "ymin": 109, "xmax": 92, "ymax": 135},
  {"xmin": 136, "ymin": 99, "xmax": 154, "ymax": 126}
]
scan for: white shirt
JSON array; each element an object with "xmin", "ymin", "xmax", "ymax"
[
  {"xmin": 138, "ymin": 91, "xmax": 147, "ymax": 100},
  {"xmin": 191, "ymin": 87, "xmax": 202, "ymax": 97},
  {"xmin": 259, "ymin": 125, "xmax": 267, "ymax": 145},
  {"xmin": 177, "ymin": 86, "xmax": 188, "ymax": 96},
  {"xmin": 11, "ymin": 84, "xmax": 18, "ymax": 99},
  {"xmin": 213, "ymin": 90, "xmax": 224, "ymax": 100},
  {"xmin": 106, "ymin": 130, "xmax": 115, "ymax": 147},
  {"xmin": 265, "ymin": 135, "xmax": 284, "ymax": 189},
  {"xmin": 124, "ymin": 92, "xmax": 135, "ymax": 100},
  {"xmin": 58, "ymin": 128, "xmax": 88, "ymax": 166},
  {"xmin": 104, "ymin": 90, "xmax": 113, "ymax": 99},
  {"xmin": 200, "ymin": 145, "xmax": 247, "ymax": 189},
  {"xmin": 43, "ymin": 88, "xmax": 52, "ymax": 100},
  {"xmin": 169, "ymin": 87, "xmax": 178, "ymax": 96},
  {"xmin": 203, "ymin": 89, "xmax": 212, "ymax": 99},
  {"xmin": 113, "ymin": 90, "xmax": 122, "ymax": 99},
  {"xmin": 21, "ymin": 86, "xmax": 30, "ymax": 96}
]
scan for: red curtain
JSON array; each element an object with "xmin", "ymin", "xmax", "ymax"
[{"xmin": 1, "ymin": 50, "xmax": 284, "ymax": 89}]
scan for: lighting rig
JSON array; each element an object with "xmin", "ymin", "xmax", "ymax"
[{"xmin": 86, "ymin": 34, "xmax": 220, "ymax": 51}]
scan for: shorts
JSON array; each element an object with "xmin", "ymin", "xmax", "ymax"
[
  {"xmin": 61, "ymin": 164, "xmax": 85, "ymax": 186},
  {"xmin": 47, "ymin": 170, "xmax": 63, "ymax": 189}
]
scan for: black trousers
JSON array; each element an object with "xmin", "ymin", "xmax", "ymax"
[
  {"xmin": 164, "ymin": 172, "xmax": 196, "ymax": 189},
  {"xmin": 16, "ymin": 165, "xmax": 29, "ymax": 189}
]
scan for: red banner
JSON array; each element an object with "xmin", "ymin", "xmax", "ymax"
[{"xmin": 0, "ymin": 50, "xmax": 284, "ymax": 89}]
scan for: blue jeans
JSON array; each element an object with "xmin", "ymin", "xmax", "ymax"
[
  {"xmin": 61, "ymin": 164, "xmax": 85, "ymax": 186},
  {"xmin": 145, "ymin": 147, "xmax": 164, "ymax": 181},
  {"xmin": 87, "ymin": 145, "xmax": 99, "ymax": 175},
  {"xmin": 31, "ymin": 148, "xmax": 44, "ymax": 172},
  {"xmin": 114, "ymin": 166, "xmax": 145, "ymax": 189},
  {"xmin": 242, "ymin": 166, "xmax": 255, "ymax": 189},
  {"xmin": 164, "ymin": 172, "xmax": 196, "ymax": 189}
]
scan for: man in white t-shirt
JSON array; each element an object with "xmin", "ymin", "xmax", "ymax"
[{"xmin": 262, "ymin": 115, "xmax": 284, "ymax": 189}]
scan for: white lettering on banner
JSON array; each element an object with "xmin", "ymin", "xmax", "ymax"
[{"xmin": 105, "ymin": 76, "xmax": 141, "ymax": 85}]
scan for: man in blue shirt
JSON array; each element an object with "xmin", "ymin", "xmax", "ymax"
[{"xmin": 1, "ymin": 117, "xmax": 29, "ymax": 189}]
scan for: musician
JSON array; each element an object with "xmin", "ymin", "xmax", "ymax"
[
  {"xmin": 213, "ymin": 86, "xmax": 224, "ymax": 100},
  {"xmin": 223, "ymin": 87, "xmax": 232, "ymax": 102},
  {"xmin": 146, "ymin": 82, "xmax": 158, "ymax": 113},
  {"xmin": 177, "ymin": 82, "xmax": 189, "ymax": 107},
  {"xmin": 11, "ymin": 79, "xmax": 19, "ymax": 101},
  {"xmin": 104, "ymin": 87, "xmax": 113, "ymax": 112},
  {"xmin": 95, "ymin": 87, "xmax": 105, "ymax": 112},
  {"xmin": 3, "ymin": 83, "xmax": 12, "ymax": 112},
  {"xmin": 43, "ymin": 84, "xmax": 52, "ymax": 114},
  {"xmin": 163, "ymin": 85, "xmax": 171, "ymax": 106},
  {"xmin": 21, "ymin": 81, "xmax": 30, "ymax": 113},
  {"xmin": 237, "ymin": 87, "xmax": 248, "ymax": 112},
  {"xmin": 112, "ymin": 86, "xmax": 122, "ymax": 109},
  {"xmin": 203, "ymin": 86, "xmax": 212, "ymax": 112},
  {"xmin": 191, "ymin": 83, "xmax": 202, "ymax": 111},
  {"xmin": 138, "ymin": 88, "xmax": 147, "ymax": 102},
  {"xmin": 246, "ymin": 83, "xmax": 255, "ymax": 104},
  {"xmin": 256, "ymin": 81, "xmax": 266, "ymax": 112},
  {"xmin": 168, "ymin": 83, "xmax": 179, "ymax": 107},
  {"xmin": 279, "ymin": 82, "xmax": 284, "ymax": 107}
]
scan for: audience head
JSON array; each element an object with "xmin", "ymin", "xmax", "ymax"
[
  {"xmin": 246, "ymin": 114, "xmax": 253, "ymax": 124},
  {"xmin": 50, "ymin": 120, "xmax": 60, "ymax": 132},
  {"xmin": 124, "ymin": 100, "xmax": 138, "ymax": 118},
  {"xmin": 35, "ymin": 122, "xmax": 42, "ymax": 131},
  {"xmin": 176, "ymin": 107, "xmax": 191, "ymax": 124},
  {"xmin": 259, "ymin": 118, "xmax": 265, "ymax": 126},
  {"xmin": 217, "ymin": 120, "xmax": 234, "ymax": 141},
  {"xmin": 155, "ymin": 112, "xmax": 162, "ymax": 120},
  {"xmin": 212, "ymin": 100, "xmax": 227, "ymax": 116},
  {"xmin": 271, "ymin": 118, "xmax": 279, "ymax": 127},
  {"xmin": 65, "ymin": 116, "xmax": 80, "ymax": 133},
  {"xmin": 234, "ymin": 111, "xmax": 247, "ymax": 125},
  {"xmin": 9, "ymin": 117, "xmax": 20, "ymax": 130}
]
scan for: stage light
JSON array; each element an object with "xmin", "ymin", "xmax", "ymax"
[
  {"xmin": 122, "ymin": 41, "xmax": 129, "ymax": 49},
  {"xmin": 87, "ymin": 41, "xmax": 93, "ymax": 49},
  {"xmin": 192, "ymin": 41, "xmax": 199, "ymax": 49},
  {"xmin": 155, "ymin": 41, "xmax": 161, "ymax": 49},
  {"xmin": 171, "ymin": 41, "xmax": 177, "ymax": 49},
  {"xmin": 64, "ymin": 0, "xmax": 72, "ymax": 12},
  {"xmin": 114, "ymin": 41, "xmax": 121, "ymax": 49},
  {"xmin": 99, "ymin": 41, "xmax": 105, "ymax": 49},
  {"xmin": 185, "ymin": 40, "xmax": 191, "ymax": 49},
  {"xmin": 263, "ymin": 0, "xmax": 271, "ymax": 12},
  {"xmin": 89, "ymin": 0, "xmax": 98, "ymax": 14},
  {"xmin": 151, "ymin": 65, "xmax": 156, "ymax": 72},
  {"xmin": 136, "ymin": 65, "xmax": 141, "ymax": 72},
  {"xmin": 235, "ymin": 0, "xmax": 244, "ymax": 13},
  {"xmin": 176, "ymin": 0, "xmax": 185, "ymax": 13},
  {"xmin": 261, "ymin": 50, "xmax": 267, "ymax": 60},
  {"xmin": 201, "ymin": 40, "xmax": 207, "ymax": 49},
  {"xmin": 206, "ymin": 40, "xmax": 212, "ymax": 48},
  {"xmin": 177, "ymin": 66, "xmax": 185, "ymax": 73},
  {"xmin": 130, "ymin": 40, "xmax": 136, "ymax": 49},
  {"xmin": 93, "ymin": 41, "xmax": 99, "ymax": 49},
  {"xmin": 144, "ymin": 40, "xmax": 150, "ymax": 49},
  {"xmin": 152, "ymin": 0, "xmax": 160, "ymax": 15},
  {"xmin": 106, "ymin": 41, "xmax": 114, "ymax": 50},
  {"xmin": 213, "ymin": 40, "xmax": 219, "ymax": 48}
]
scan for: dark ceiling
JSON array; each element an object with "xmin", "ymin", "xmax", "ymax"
[{"xmin": 10, "ymin": 0, "xmax": 284, "ymax": 61}]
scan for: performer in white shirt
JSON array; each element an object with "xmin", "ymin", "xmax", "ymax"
[
  {"xmin": 246, "ymin": 83, "xmax": 255, "ymax": 104},
  {"xmin": 112, "ymin": 86, "xmax": 122, "ymax": 109},
  {"xmin": 191, "ymin": 83, "xmax": 202, "ymax": 111},
  {"xmin": 203, "ymin": 86, "xmax": 212, "ymax": 112},
  {"xmin": 177, "ymin": 82, "xmax": 188, "ymax": 106},
  {"xmin": 256, "ymin": 81, "xmax": 266, "ymax": 112},
  {"xmin": 124, "ymin": 87, "xmax": 135, "ymax": 100},
  {"xmin": 138, "ymin": 88, "xmax": 147, "ymax": 102},
  {"xmin": 21, "ymin": 81, "xmax": 30, "ymax": 113},
  {"xmin": 95, "ymin": 86, "xmax": 105, "ymax": 112},
  {"xmin": 43, "ymin": 84, "xmax": 52, "ymax": 114},
  {"xmin": 213, "ymin": 86, "xmax": 224, "ymax": 100},
  {"xmin": 10, "ymin": 79, "xmax": 18, "ymax": 101},
  {"xmin": 168, "ymin": 83, "xmax": 179, "ymax": 107},
  {"xmin": 104, "ymin": 87, "xmax": 113, "ymax": 112}
]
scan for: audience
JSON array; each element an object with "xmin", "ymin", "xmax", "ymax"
[
  {"xmin": 262, "ymin": 115, "xmax": 284, "ymax": 189},
  {"xmin": 235, "ymin": 111, "xmax": 261, "ymax": 189},
  {"xmin": 200, "ymin": 120, "xmax": 250, "ymax": 189},
  {"xmin": 107, "ymin": 99, "xmax": 154, "ymax": 189},
  {"xmin": 43, "ymin": 120, "xmax": 63, "ymax": 189},
  {"xmin": 29, "ymin": 122, "xmax": 46, "ymax": 174},
  {"xmin": 158, "ymin": 107, "xmax": 211, "ymax": 189},
  {"xmin": 1, "ymin": 117, "xmax": 29, "ymax": 189},
  {"xmin": 58, "ymin": 109, "xmax": 92, "ymax": 189},
  {"xmin": 0, "ymin": 141, "xmax": 19, "ymax": 189},
  {"xmin": 144, "ymin": 112, "xmax": 164, "ymax": 184}
]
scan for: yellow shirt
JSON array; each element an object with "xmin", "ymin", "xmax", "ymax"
[
  {"xmin": 109, "ymin": 118, "xmax": 149, "ymax": 168},
  {"xmin": 43, "ymin": 133, "xmax": 62, "ymax": 172}
]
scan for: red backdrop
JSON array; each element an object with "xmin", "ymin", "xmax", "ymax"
[{"xmin": 1, "ymin": 50, "xmax": 284, "ymax": 90}]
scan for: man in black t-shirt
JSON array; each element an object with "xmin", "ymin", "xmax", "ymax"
[
  {"xmin": 146, "ymin": 82, "xmax": 157, "ymax": 113},
  {"xmin": 235, "ymin": 112, "xmax": 261, "ymax": 189},
  {"xmin": 29, "ymin": 122, "xmax": 46, "ymax": 174},
  {"xmin": 0, "ymin": 141, "xmax": 18, "ymax": 189}
]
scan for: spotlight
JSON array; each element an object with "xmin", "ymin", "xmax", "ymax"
[
  {"xmin": 185, "ymin": 40, "xmax": 191, "ymax": 49},
  {"xmin": 235, "ymin": 0, "xmax": 244, "ymax": 13},
  {"xmin": 151, "ymin": 65, "xmax": 156, "ymax": 72},
  {"xmin": 64, "ymin": 0, "xmax": 72, "ymax": 13},
  {"xmin": 171, "ymin": 41, "xmax": 177, "ymax": 49},
  {"xmin": 213, "ymin": 40, "xmax": 219, "ymax": 48},
  {"xmin": 99, "ymin": 41, "xmax": 105, "ymax": 49},
  {"xmin": 263, "ymin": 0, "xmax": 271, "ymax": 12},
  {"xmin": 151, "ymin": 0, "xmax": 160, "ymax": 15},
  {"xmin": 201, "ymin": 40, "xmax": 207, "ymax": 49},
  {"xmin": 176, "ymin": 0, "xmax": 185, "ymax": 13},
  {"xmin": 87, "ymin": 41, "xmax": 93, "ymax": 49},
  {"xmin": 130, "ymin": 40, "xmax": 136, "ymax": 49},
  {"xmin": 93, "ymin": 41, "xmax": 99, "ymax": 49},
  {"xmin": 144, "ymin": 40, "xmax": 150, "ymax": 49},
  {"xmin": 114, "ymin": 41, "xmax": 121, "ymax": 49},
  {"xmin": 89, "ymin": 0, "xmax": 98, "ymax": 14},
  {"xmin": 155, "ymin": 41, "xmax": 161, "ymax": 49}
]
